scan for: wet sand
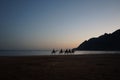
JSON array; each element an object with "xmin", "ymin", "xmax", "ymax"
[{"xmin": 0, "ymin": 54, "xmax": 120, "ymax": 80}]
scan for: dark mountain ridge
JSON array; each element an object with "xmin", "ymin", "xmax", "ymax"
[{"xmin": 75, "ymin": 29, "xmax": 120, "ymax": 51}]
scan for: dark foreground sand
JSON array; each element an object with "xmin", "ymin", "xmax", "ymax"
[{"xmin": 0, "ymin": 54, "xmax": 120, "ymax": 80}]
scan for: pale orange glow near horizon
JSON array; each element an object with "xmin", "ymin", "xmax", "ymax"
[{"xmin": 0, "ymin": 0, "xmax": 120, "ymax": 50}]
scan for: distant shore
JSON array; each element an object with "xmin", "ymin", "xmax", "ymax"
[{"xmin": 0, "ymin": 54, "xmax": 120, "ymax": 80}]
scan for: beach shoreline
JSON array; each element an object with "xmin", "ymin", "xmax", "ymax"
[{"xmin": 0, "ymin": 54, "xmax": 120, "ymax": 80}]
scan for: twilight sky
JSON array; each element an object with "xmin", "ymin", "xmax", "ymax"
[{"xmin": 0, "ymin": 0, "xmax": 120, "ymax": 50}]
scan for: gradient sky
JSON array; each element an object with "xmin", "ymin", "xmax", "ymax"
[{"xmin": 0, "ymin": 0, "xmax": 120, "ymax": 50}]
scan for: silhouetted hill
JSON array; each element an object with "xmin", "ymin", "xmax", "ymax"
[{"xmin": 75, "ymin": 29, "xmax": 120, "ymax": 51}]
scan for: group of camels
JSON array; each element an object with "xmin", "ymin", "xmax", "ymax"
[{"xmin": 51, "ymin": 49, "xmax": 75, "ymax": 54}]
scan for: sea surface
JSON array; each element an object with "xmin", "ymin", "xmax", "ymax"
[{"xmin": 0, "ymin": 50, "xmax": 120, "ymax": 56}]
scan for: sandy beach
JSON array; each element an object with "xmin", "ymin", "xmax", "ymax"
[{"xmin": 0, "ymin": 54, "xmax": 120, "ymax": 80}]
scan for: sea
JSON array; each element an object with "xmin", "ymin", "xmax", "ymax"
[{"xmin": 0, "ymin": 50, "xmax": 120, "ymax": 56}]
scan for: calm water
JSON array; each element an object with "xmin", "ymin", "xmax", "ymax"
[{"xmin": 0, "ymin": 50, "xmax": 120, "ymax": 56}]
